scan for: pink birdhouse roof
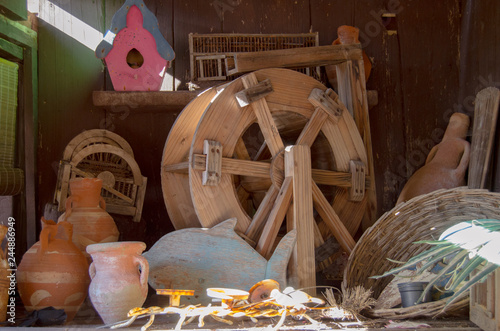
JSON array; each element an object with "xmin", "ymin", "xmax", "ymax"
[{"xmin": 95, "ymin": 0, "xmax": 174, "ymax": 61}]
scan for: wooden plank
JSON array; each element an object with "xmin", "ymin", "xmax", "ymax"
[
  {"xmin": 336, "ymin": 60, "xmax": 377, "ymax": 225},
  {"xmin": 0, "ymin": 13, "xmax": 36, "ymax": 47},
  {"xmin": 92, "ymin": 91, "xmax": 198, "ymax": 107},
  {"xmin": 310, "ymin": 0, "xmax": 354, "ymax": 46},
  {"xmin": 190, "ymin": 153, "xmax": 372, "ymax": 188},
  {"xmin": 192, "ymin": 154, "xmax": 271, "ymax": 178},
  {"xmin": 235, "ymin": 78, "xmax": 273, "ymax": 107},
  {"xmin": 0, "ymin": 1, "xmax": 27, "ymax": 21},
  {"xmin": 241, "ymin": 73, "xmax": 284, "ymax": 157},
  {"xmin": 311, "ymin": 181, "xmax": 355, "ymax": 254},
  {"xmin": 296, "ymin": 107, "xmax": 329, "ymax": 146},
  {"xmin": 228, "ymin": 44, "xmax": 363, "ymax": 76},
  {"xmin": 0, "ymin": 37, "xmax": 23, "ymax": 59},
  {"xmin": 222, "ymin": 0, "xmax": 310, "ymax": 33},
  {"xmin": 133, "ymin": 176, "xmax": 147, "ymax": 223},
  {"xmin": 245, "ymin": 185, "xmax": 279, "ymax": 242},
  {"xmin": 312, "ymin": 168, "xmax": 371, "ymax": 188},
  {"xmin": 351, "ymin": 0, "xmax": 404, "ymax": 221},
  {"xmin": 174, "ymin": 0, "xmax": 221, "ymax": 89},
  {"xmin": 255, "ymin": 177, "xmax": 293, "ymax": 259},
  {"xmin": 468, "ymin": 87, "xmax": 500, "ymax": 189},
  {"xmin": 286, "ymin": 145, "xmax": 316, "ymax": 295},
  {"xmin": 470, "ymin": 268, "xmax": 500, "ymax": 331}
]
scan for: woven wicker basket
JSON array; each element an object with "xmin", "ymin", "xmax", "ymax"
[{"xmin": 342, "ymin": 187, "xmax": 500, "ymax": 318}]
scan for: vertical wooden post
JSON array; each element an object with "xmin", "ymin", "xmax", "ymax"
[
  {"xmin": 285, "ymin": 145, "xmax": 316, "ymax": 295},
  {"xmin": 336, "ymin": 59, "xmax": 377, "ymax": 229}
]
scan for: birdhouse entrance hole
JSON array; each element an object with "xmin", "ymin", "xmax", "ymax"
[{"xmin": 127, "ymin": 48, "xmax": 144, "ymax": 69}]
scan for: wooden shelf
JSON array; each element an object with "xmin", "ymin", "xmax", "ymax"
[
  {"xmin": 93, "ymin": 89, "xmax": 378, "ymax": 110},
  {"xmin": 92, "ymin": 90, "xmax": 199, "ymax": 108}
]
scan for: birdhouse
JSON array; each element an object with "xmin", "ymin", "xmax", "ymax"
[{"xmin": 95, "ymin": 0, "xmax": 175, "ymax": 91}]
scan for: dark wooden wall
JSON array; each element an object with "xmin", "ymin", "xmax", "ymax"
[{"xmin": 35, "ymin": 0, "xmax": 499, "ymax": 249}]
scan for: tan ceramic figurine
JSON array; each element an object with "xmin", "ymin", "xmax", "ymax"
[{"xmin": 396, "ymin": 113, "xmax": 470, "ymax": 205}]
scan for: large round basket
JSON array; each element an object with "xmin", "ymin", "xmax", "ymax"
[{"xmin": 342, "ymin": 187, "xmax": 500, "ymax": 319}]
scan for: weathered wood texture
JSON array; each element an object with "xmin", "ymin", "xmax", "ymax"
[
  {"xmin": 37, "ymin": 0, "xmax": 105, "ymax": 240},
  {"xmin": 36, "ymin": 0, "xmax": 482, "ymax": 250},
  {"xmin": 458, "ymin": 0, "xmax": 500, "ymax": 192}
]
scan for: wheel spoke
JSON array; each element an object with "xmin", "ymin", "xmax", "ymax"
[
  {"xmin": 311, "ymin": 180, "xmax": 355, "ymax": 253},
  {"xmin": 245, "ymin": 185, "xmax": 280, "ymax": 242},
  {"xmin": 192, "ymin": 154, "xmax": 271, "ymax": 178},
  {"xmin": 255, "ymin": 177, "xmax": 293, "ymax": 259},
  {"xmin": 296, "ymin": 107, "xmax": 329, "ymax": 147},
  {"xmin": 241, "ymin": 73, "xmax": 284, "ymax": 156},
  {"xmin": 234, "ymin": 137, "xmax": 252, "ymax": 160}
]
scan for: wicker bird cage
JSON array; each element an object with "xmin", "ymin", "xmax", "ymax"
[{"xmin": 342, "ymin": 187, "xmax": 500, "ymax": 319}]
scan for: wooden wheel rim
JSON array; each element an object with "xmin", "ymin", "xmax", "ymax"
[{"xmin": 161, "ymin": 68, "xmax": 368, "ymax": 238}]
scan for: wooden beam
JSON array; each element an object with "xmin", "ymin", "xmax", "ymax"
[
  {"xmin": 255, "ymin": 178, "xmax": 293, "ymax": 259},
  {"xmin": 0, "ymin": 14, "xmax": 37, "ymax": 48},
  {"xmin": 0, "ymin": 37, "xmax": 23, "ymax": 59},
  {"xmin": 336, "ymin": 59, "xmax": 377, "ymax": 229},
  {"xmin": 234, "ymin": 78, "xmax": 273, "ymax": 107},
  {"xmin": 468, "ymin": 87, "xmax": 500, "ymax": 189},
  {"xmin": 0, "ymin": 1, "xmax": 28, "ymax": 21},
  {"xmin": 286, "ymin": 145, "xmax": 316, "ymax": 295},
  {"xmin": 92, "ymin": 90, "xmax": 199, "ymax": 107},
  {"xmin": 311, "ymin": 182, "xmax": 355, "ymax": 254},
  {"xmin": 227, "ymin": 44, "xmax": 362, "ymax": 76}
]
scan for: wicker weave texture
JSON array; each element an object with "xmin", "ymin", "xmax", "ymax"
[{"xmin": 342, "ymin": 187, "xmax": 500, "ymax": 317}]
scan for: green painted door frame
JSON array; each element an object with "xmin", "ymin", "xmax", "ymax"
[{"xmin": 0, "ymin": 13, "xmax": 38, "ymax": 250}]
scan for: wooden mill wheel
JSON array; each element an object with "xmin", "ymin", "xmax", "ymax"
[{"xmin": 162, "ymin": 68, "xmax": 370, "ymax": 288}]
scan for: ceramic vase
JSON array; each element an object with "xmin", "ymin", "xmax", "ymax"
[
  {"xmin": 58, "ymin": 178, "xmax": 120, "ymax": 259},
  {"xmin": 0, "ymin": 225, "xmax": 9, "ymax": 322},
  {"xmin": 87, "ymin": 241, "xmax": 149, "ymax": 325},
  {"xmin": 16, "ymin": 218, "xmax": 90, "ymax": 322},
  {"xmin": 396, "ymin": 113, "xmax": 471, "ymax": 205}
]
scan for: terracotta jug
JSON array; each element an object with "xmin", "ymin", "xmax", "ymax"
[
  {"xmin": 58, "ymin": 178, "xmax": 120, "ymax": 258},
  {"xmin": 16, "ymin": 218, "xmax": 90, "ymax": 322},
  {"xmin": 396, "ymin": 113, "xmax": 471, "ymax": 205},
  {"xmin": 87, "ymin": 241, "xmax": 149, "ymax": 325},
  {"xmin": 0, "ymin": 225, "xmax": 9, "ymax": 322},
  {"xmin": 325, "ymin": 25, "xmax": 372, "ymax": 88}
]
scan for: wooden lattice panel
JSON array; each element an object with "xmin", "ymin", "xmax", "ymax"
[{"xmin": 189, "ymin": 33, "xmax": 320, "ymax": 81}]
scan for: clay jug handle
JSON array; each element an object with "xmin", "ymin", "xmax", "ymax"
[
  {"xmin": 89, "ymin": 262, "xmax": 96, "ymax": 280},
  {"xmin": 99, "ymin": 197, "xmax": 106, "ymax": 210},
  {"xmin": 454, "ymin": 141, "xmax": 471, "ymax": 176},
  {"xmin": 425, "ymin": 145, "xmax": 439, "ymax": 164},
  {"xmin": 39, "ymin": 219, "xmax": 57, "ymax": 258},
  {"xmin": 134, "ymin": 255, "xmax": 149, "ymax": 290},
  {"xmin": 64, "ymin": 196, "xmax": 79, "ymax": 219}
]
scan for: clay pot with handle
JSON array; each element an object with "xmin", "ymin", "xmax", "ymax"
[
  {"xmin": 16, "ymin": 218, "xmax": 89, "ymax": 322},
  {"xmin": 396, "ymin": 112, "xmax": 471, "ymax": 205},
  {"xmin": 325, "ymin": 25, "xmax": 372, "ymax": 89},
  {"xmin": 87, "ymin": 241, "xmax": 149, "ymax": 325},
  {"xmin": 58, "ymin": 178, "xmax": 120, "ymax": 259}
]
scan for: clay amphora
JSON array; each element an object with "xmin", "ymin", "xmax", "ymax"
[
  {"xmin": 87, "ymin": 241, "xmax": 149, "ymax": 324},
  {"xmin": 396, "ymin": 113, "xmax": 471, "ymax": 205},
  {"xmin": 16, "ymin": 218, "xmax": 90, "ymax": 322},
  {"xmin": 0, "ymin": 225, "xmax": 9, "ymax": 322},
  {"xmin": 58, "ymin": 178, "xmax": 120, "ymax": 258}
]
